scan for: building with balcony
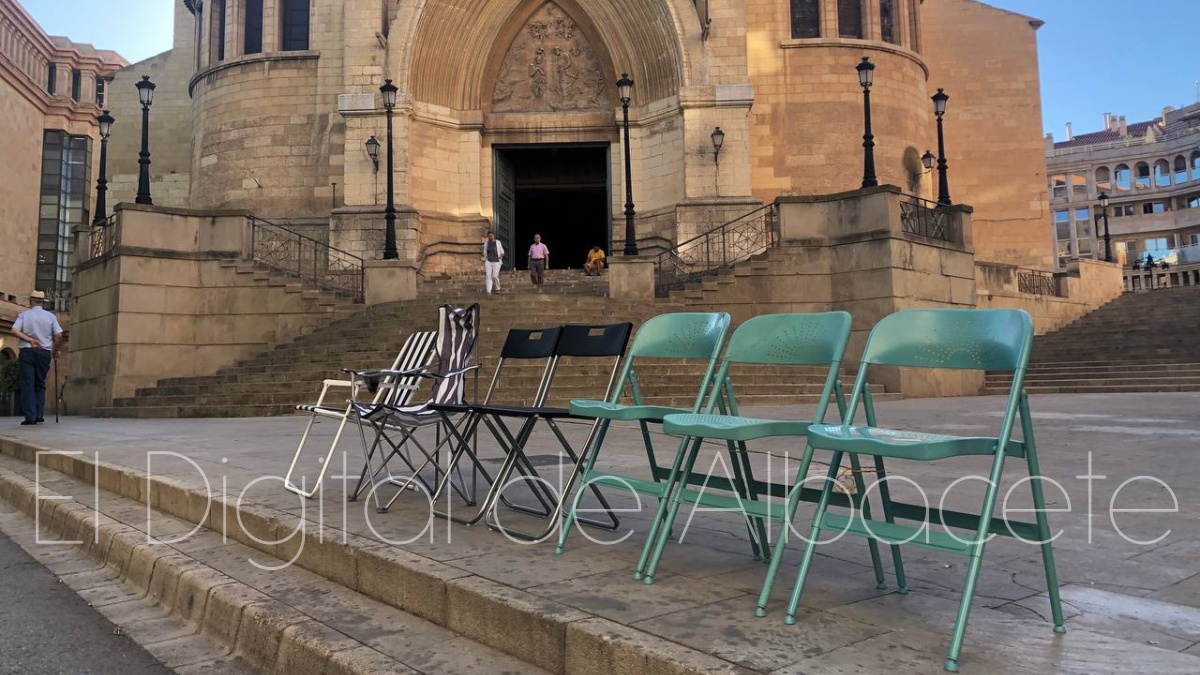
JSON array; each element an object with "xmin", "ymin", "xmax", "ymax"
[
  {"xmin": 0, "ymin": 0, "xmax": 126, "ymax": 360},
  {"xmin": 1045, "ymin": 103, "xmax": 1200, "ymax": 288}
]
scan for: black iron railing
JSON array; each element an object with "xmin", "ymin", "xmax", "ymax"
[
  {"xmin": 249, "ymin": 216, "xmax": 365, "ymax": 302},
  {"xmin": 653, "ymin": 204, "xmax": 778, "ymax": 296},
  {"xmin": 89, "ymin": 214, "xmax": 119, "ymax": 260},
  {"xmin": 900, "ymin": 195, "xmax": 959, "ymax": 244},
  {"xmin": 1017, "ymin": 269, "xmax": 1065, "ymax": 297}
]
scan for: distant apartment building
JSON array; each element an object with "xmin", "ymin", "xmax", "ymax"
[
  {"xmin": 1045, "ymin": 103, "xmax": 1200, "ymax": 285},
  {"xmin": 0, "ymin": 0, "xmax": 126, "ymax": 360}
]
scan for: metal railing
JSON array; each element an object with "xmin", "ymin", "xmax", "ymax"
[
  {"xmin": 653, "ymin": 203, "xmax": 778, "ymax": 296},
  {"xmin": 248, "ymin": 216, "xmax": 365, "ymax": 302},
  {"xmin": 900, "ymin": 195, "xmax": 959, "ymax": 244},
  {"xmin": 1017, "ymin": 268, "xmax": 1065, "ymax": 297},
  {"xmin": 89, "ymin": 214, "xmax": 119, "ymax": 261}
]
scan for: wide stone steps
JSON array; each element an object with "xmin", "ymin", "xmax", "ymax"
[{"xmin": 984, "ymin": 286, "xmax": 1200, "ymax": 394}]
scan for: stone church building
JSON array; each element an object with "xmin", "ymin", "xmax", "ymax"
[{"xmin": 99, "ymin": 0, "xmax": 1052, "ymax": 275}]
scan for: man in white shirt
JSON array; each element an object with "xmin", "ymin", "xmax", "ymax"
[
  {"xmin": 11, "ymin": 290, "xmax": 63, "ymax": 425},
  {"xmin": 483, "ymin": 231, "xmax": 505, "ymax": 294}
]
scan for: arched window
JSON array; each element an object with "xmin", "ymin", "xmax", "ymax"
[
  {"xmin": 1175, "ymin": 155, "xmax": 1189, "ymax": 184},
  {"xmin": 1154, "ymin": 160, "xmax": 1171, "ymax": 188},
  {"xmin": 1095, "ymin": 167, "xmax": 1112, "ymax": 192},
  {"xmin": 880, "ymin": 0, "xmax": 898, "ymax": 44},
  {"xmin": 1134, "ymin": 162, "xmax": 1151, "ymax": 189},
  {"xmin": 1113, "ymin": 164, "xmax": 1131, "ymax": 192},
  {"xmin": 245, "ymin": 0, "xmax": 263, "ymax": 55},
  {"xmin": 790, "ymin": 0, "xmax": 820, "ymax": 38},
  {"xmin": 838, "ymin": 0, "xmax": 864, "ymax": 39},
  {"xmin": 281, "ymin": 0, "xmax": 311, "ymax": 51}
]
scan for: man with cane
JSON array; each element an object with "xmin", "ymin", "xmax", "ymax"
[{"xmin": 11, "ymin": 290, "xmax": 63, "ymax": 425}]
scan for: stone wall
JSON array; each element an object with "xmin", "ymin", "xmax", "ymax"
[
  {"xmin": 976, "ymin": 258, "xmax": 1124, "ymax": 334},
  {"xmin": 69, "ymin": 205, "xmax": 357, "ymax": 413},
  {"xmin": 0, "ymin": 73, "xmax": 43, "ymax": 307},
  {"xmin": 922, "ymin": 0, "xmax": 1052, "ymax": 269}
]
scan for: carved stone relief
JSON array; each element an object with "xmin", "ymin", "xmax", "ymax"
[{"xmin": 492, "ymin": 3, "xmax": 608, "ymax": 113}]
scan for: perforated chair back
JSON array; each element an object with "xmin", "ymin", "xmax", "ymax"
[
  {"xmin": 860, "ymin": 309, "xmax": 1032, "ymax": 372},
  {"xmin": 613, "ymin": 312, "xmax": 730, "ymax": 409}
]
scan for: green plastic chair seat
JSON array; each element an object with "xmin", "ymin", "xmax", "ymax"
[
  {"xmin": 569, "ymin": 399, "xmax": 689, "ymax": 423},
  {"xmin": 663, "ymin": 413, "xmax": 813, "ymax": 442},
  {"xmin": 806, "ymin": 424, "xmax": 1026, "ymax": 461}
]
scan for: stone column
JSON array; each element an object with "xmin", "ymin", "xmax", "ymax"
[
  {"xmin": 608, "ymin": 256, "xmax": 656, "ymax": 300},
  {"xmin": 364, "ymin": 260, "xmax": 418, "ymax": 305}
]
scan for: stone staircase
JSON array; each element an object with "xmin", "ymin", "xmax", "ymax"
[
  {"xmin": 417, "ymin": 267, "xmax": 610, "ymax": 297},
  {"xmin": 985, "ymin": 285, "xmax": 1200, "ymax": 394},
  {"xmin": 96, "ymin": 287, "xmax": 888, "ymax": 418}
]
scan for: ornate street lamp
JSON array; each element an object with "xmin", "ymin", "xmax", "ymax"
[
  {"xmin": 617, "ymin": 73, "xmax": 637, "ymax": 255},
  {"xmin": 135, "ymin": 76, "xmax": 156, "ymax": 205},
  {"xmin": 710, "ymin": 126, "xmax": 725, "ymax": 163},
  {"xmin": 365, "ymin": 135, "xmax": 380, "ymax": 172},
  {"xmin": 93, "ymin": 110, "xmax": 114, "ymax": 225},
  {"xmin": 932, "ymin": 87, "xmax": 952, "ymax": 206},
  {"xmin": 922, "ymin": 150, "xmax": 935, "ymax": 173},
  {"xmin": 380, "ymin": 79, "xmax": 399, "ymax": 260},
  {"xmin": 1098, "ymin": 191, "xmax": 1113, "ymax": 262},
  {"xmin": 857, "ymin": 57, "xmax": 877, "ymax": 188}
]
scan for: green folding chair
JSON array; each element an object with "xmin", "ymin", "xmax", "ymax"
[
  {"xmin": 556, "ymin": 312, "xmax": 737, "ymax": 559},
  {"xmin": 647, "ymin": 312, "xmax": 889, "ymax": 611},
  {"xmin": 789, "ymin": 308, "xmax": 1064, "ymax": 673}
]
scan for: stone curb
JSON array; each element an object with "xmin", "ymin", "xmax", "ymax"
[
  {"xmin": 0, "ymin": 467, "xmax": 409, "ymax": 675},
  {"xmin": 0, "ymin": 436, "xmax": 746, "ymax": 674}
]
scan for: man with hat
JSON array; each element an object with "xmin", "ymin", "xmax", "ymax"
[{"xmin": 11, "ymin": 290, "xmax": 63, "ymax": 425}]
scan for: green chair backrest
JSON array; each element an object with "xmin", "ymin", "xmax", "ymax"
[
  {"xmin": 861, "ymin": 309, "xmax": 1033, "ymax": 372},
  {"xmin": 612, "ymin": 312, "xmax": 731, "ymax": 408},
  {"xmin": 704, "ymin": 312, "xmax": 852, "ymax": 423}
]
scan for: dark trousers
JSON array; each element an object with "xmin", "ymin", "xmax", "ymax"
[
  {"xmin": 18, "ymin": 348, "xmax": 52, "ymax": 422},
  {"xmin": 530, "ymin": 259, "xmax": 546, "ymax": 285}
]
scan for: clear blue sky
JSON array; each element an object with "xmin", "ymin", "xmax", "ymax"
[{"xmin": 20, "ymin": 0, "xmax": 1200, "ymax": 135}]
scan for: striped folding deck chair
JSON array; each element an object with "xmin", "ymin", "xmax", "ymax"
[
  {"xmin": 348, "ymin": 303, "xmax": 482, "ymax": 513},
  {"xmin": 283, "ymin": 329, "xmax": 438, "ymax": 498}
]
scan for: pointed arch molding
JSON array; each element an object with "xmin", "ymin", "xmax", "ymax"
[{"xmin": 404, "ymin": 0, "xmax": 693, "ymax": 111}]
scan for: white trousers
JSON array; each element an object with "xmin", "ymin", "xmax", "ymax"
[{"xmin": 484, "ymin": 261, "xmax": 503, "ymax": 292}]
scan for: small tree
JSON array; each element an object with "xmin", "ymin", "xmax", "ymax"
[{"xmin": 0, "ymin": 359, "xmax": 18, "ymax": 393}]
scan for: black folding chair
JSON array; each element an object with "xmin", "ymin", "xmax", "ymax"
[
  {"xmin": 428, "ymin": 326, "xmax": 565, "ymax": 525},
  {"xmin": 347, "ymin": 303, "xmax": 481, "ymax": 513},
  {"xmin": 435, "ymin": 322, "xmax": 633, "ymax": 541}
]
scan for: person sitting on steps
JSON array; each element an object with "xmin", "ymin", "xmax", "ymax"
[{"xmin": 584, "ymin": 245, "xmax": 606, "ymax": 276}]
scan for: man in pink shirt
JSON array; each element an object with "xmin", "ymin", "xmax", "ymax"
[{"xmin": 527, "ymin": 233, "xmax": 550, "ymax": 287}]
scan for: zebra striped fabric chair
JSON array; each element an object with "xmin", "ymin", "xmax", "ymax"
[{"xmin": 284, "ymin": 329, "xmax": 437, "ymax": 499}]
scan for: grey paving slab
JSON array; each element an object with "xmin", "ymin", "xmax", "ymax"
[{"xmin": 2, "ymin": 392, "xmax": 1200, "ymax": 673}]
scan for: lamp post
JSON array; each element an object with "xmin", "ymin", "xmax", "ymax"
[
  {"xmin": 1098, "ymin": 191, "xmax": 1113, "ymax": 262},
  {"xmin": 93, "ymin": 110, "xmax": 114, "ymax": 225},
  {"xmin": 380, "ymin": 79, "xmax": 399, "ymax": 260},
  {"xmin": 856, "ymin": 57, "xmax": 877, "ymax": 189},
  {"xmin": 365, "ymin": 135, "xmax": 380, "ymax": 172},
  {"xmin": 135, "ymin": 76, "xmax": 156, "ymax": 205},
  {"xmin": 711, "ymin": 126, "xmax": 725, "ymax": 197},
  {"xmin": 932, "ymin": 87, "xmax": 951, "ymax": 206},
  {"xmin": 618, "ymin": 73, "xmax": 637, "ymax": 255}
]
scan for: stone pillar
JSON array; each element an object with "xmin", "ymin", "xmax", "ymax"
[
  {"xmin": 608, "ymin": 256, "xmax": 656, "ymax": 300},
  {"xmin": 364, "ymin": 260, "xmax": 418, "ymax": 305}
]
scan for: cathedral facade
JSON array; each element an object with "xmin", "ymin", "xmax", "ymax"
[{"xmin": 99, "ymin": 0, "xmax": 1052, "ymax": 272}]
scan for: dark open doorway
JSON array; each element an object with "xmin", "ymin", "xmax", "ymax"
[{"xmin": 493, "ymin": 145, "xmax": 609, "ymax": 271}]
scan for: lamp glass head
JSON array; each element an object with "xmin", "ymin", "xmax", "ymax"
[
  {"xmin": 365, "ymin": 135, "xmax": 380, "ymax": 161},
  {"xmin": 136, "ymin": 75, "xmax": 156, "ymax": 106},
  {"xmin": 922, "ymin": 150, "xmax": 935, "ymax": 170},
  {"xmin": 616, "ymin": 73, "xmax": 634, "ymax": 104},
  {"xmin": 98, "ymin": 110, "xmax": 114, "ymax": 138},
  {"xmin": 932, "ymin": 88, "xmax": 949, "ymax": 116},
  {"xmin": 380, "ymin": 79, "xmax": 398, "ymax": 109},
  {"xmin": 711, "ymin": 126, "xmax": 725, "ymax": 152},
  {"xmin": 856, "ymin": 57, "xmax": 875, "ymax": 88},
  {"xmin": 1098, "ymin": 191, "xmax": 1109, "ymax": 208}
]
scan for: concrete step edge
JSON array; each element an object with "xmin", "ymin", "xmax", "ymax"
[{"xmin": 0, "ymin": 445, "xmax": 751, "ymax": 675}]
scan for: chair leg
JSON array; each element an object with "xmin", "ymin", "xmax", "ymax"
[
  {"xmin": 728, "ymin": 439, "xmax": 769, "ymax": 562},
  {"xmin": 633, "ymin": 435, "xmax": 701, "ymax": 580},
  {"xmin": 1020, "ymin": 397, "xmax": 1065, "ymax": 634},
  {"xmin": 784, "ymin": 451, "xmax": 844, "ymax": 625},
  {"xmin": 641, "ymin": 435, "xmax": 708, "ymax": 584},
  {"xmin": 555, "ymin": 419, "xmax": 612, "ymax": 554},
  {"xmin": 846, "ymin": 453, "xmax": 887, "ymax": 590},
  {"xmin": 755, "ymin": 443, "xmax": 817, "ymax": 618},
  {"xmin": 870, "ymin": 454, "xmax": 907, "ymax": 593}
]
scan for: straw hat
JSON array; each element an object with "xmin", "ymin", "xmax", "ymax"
[{"xmin": 29, "ymin": 290, "xmax": 46, "ymax": 301}]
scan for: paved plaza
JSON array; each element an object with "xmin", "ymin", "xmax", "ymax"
[{"xmin": 1, "ymin": 392, "xmax": 1199, "ymax": 673}]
